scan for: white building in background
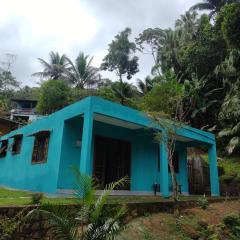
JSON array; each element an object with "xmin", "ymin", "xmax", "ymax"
[{"xmin": 10, "ymin": 99, "xmax": 40, "ymax": 122}]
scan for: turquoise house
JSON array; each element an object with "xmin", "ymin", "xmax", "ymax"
[{"xmin": 0, "ymin": 97, "xmax": 219, "ymax": 197}]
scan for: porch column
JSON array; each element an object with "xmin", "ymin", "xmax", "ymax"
[
  {"xmin": 80, "ymin": 109, "xmax": 93, "ymax": 175},
  {"xmin": 179, "ymin": 147, "xmax": 189, "ymax": 195},
  {"xmin": 208, "ymin": 143, "xmax": 220, "ymax": 196},
  {"xmin": 160, "ymin": 141, "xmax": 169, "ymax": 197}
]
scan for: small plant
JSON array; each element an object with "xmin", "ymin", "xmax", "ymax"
[
  {"xmin": 199, "ymin": 223, "xmax": 224, "ymax": 240},
  {"xmin": 196, "ymin": 194, "xmax": 209, "ymax": 210},
  {"xmin": 31, "ymin": 193, "xmax": 43, "ymax": 204},
  {"xmin": 223, "ymin": 214, "xmax": 240, "ymax": 238},
  {"xmin": 142, "ymin": 228, "xmax": 154, "ymax": 240}
]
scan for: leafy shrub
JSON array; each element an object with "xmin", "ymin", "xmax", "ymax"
[
  {"xmin": 199, "ymin": 223, "xmax": 224, "ymax": 240},
  {"xmin": 196, "ymin": 194, "xmax": 209, "ymax": 210},
  {"xmin": 0, "ymin": 217, "xmax": 18, "ymax": 240},
  {"xmin": 31, "ymin": 193, "xmax": 43, "ymax": 204},
  {"xmin": 223, "ymin": 214, "xmax": 240, "ymax": 238},
  {"xmin": 220, "ymin": 174, "xmax": 237, "ymax": 185}
]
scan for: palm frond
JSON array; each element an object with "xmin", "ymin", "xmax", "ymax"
[
  {"xmin": 71, "ymin": 166, "xmax": 96, "ymax": 207},
  {"xmin": 91, "ymin": 177, "xmax": 127, "ymax": 222},
  {"xmin": 226, "ymin": 137, "xmax": 240, "ymax": 154},
  {"xmin": 22, "ymin": 208, "xmax": 78, "ymax": 240},
  {"xmin": 218, "ymin": 128, "xmax": 232, "ymax": 137},
  {"xmin": 190, "ymin": 2, "xmax": 215, "ymax": 11}
]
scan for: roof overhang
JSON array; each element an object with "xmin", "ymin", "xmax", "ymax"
[{"xmin": 93, "ymin": 113, "xmax": 143, "ymax": 130}]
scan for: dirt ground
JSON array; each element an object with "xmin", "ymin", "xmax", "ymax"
[
  {"xmin": 117, "ymin": 200, "xmax": 240, "ymax": 240},
  {"xmin": 183, "ymin": 200, "xmax": 240, "ymax": 225}
]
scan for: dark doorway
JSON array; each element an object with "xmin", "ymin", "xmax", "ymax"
[{"xmin": 93, "ymin": 136, "xmax": 131, "ymax": 190}]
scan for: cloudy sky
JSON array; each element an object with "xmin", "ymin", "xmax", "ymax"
[{"xmin": 0, "ymin": 0, "xmax": 198, "ymax": 87}]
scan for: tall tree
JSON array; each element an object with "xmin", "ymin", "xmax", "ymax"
[
  {"xmin": 190, "ymin": 0, "xmax": 238, "ymax": 18},
  {"xmin": 218, "ymin": 86, "xmax": 240, "ymax": 154},
  {"xmin": 157, "ymin": 29, "xmax": 181, "ymax": 75},
  {"xmin": 36, "ymin": 80, "xmax": 71, "ymax": 114},
  {"xmin": 33, "ymin": 51, "xmax": 68, "ymax": 80},
  {"xmin": 0, "ymin": 54, "xmax": 19, "ymax": 91},
  {"xmin": 136, "ymin": 28, "xmax": 165, "ymax": 75},
  {"xmin": 65, "ymin": 52, "xmax": 101, "ymax": 89},
  {"xmin": 175, "ymin": 11, "xmax": 199, "ymax": 42},
  {"xmin": 216, "ymin": 3, "xmax": 240, "ymax": 49},
  {"xmin": 0, "ymin": 54, "xmax": 19, "ymax": 112},
  {"xmin": 101, "ymin": 28, "xmax": 139, "ymax": 83}
]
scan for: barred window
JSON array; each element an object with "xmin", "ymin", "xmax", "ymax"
[
  {"xmin": 0, "ymin": 140, "xmax": 8, "ymax": 158},
  {"xmin": 31, "ymin": 131, "xmax": 50, "ymax": 164},
  {"xmin": 12, "ymin": 134, "xmax": 23, "ymax": 155}
]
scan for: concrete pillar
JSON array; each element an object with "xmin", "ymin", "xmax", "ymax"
[
  {"xmin": 80, "ymin": 110, "xmax": 93, "ymax": 175},
  {"xmin": 160, "ymin": 141, "xmax": 169, "ymax": 197},
  {"xmin": 208, "ymin": 143, "xmax": 220, "ymax": 196},
  {"xmin": 179, "ymin": 147, "xmax": 189, "ymax": 195}
]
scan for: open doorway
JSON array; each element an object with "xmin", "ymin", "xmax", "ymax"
[{"xmin": 93, "ymin": 136, "xmax": 131, "ymax": 190}]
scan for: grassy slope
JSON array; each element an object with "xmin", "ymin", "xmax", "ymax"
[{"xmin": 117, "ymin": 200, "xmax": 240, "ymax": 240}]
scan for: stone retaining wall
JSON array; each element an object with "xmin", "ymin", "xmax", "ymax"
[
  {"xmin": 0, "ymin": 197, "xmax": 236, "ymax": 219},
  {"xmin": 0, "ymin": 197, "xmax": 238, "ymax": 240}
]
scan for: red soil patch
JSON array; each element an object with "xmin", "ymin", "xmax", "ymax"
[{"xmin": 183, "ymin": 200, "xmax": 240, "ymax": 224}]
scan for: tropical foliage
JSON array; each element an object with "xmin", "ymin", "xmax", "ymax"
[
  {"xmin": 22, "ymin": 170, "xmax": 127, "ymax": 240},
  {"xmin": 65, "ymin": 52, "xmax": 101, "ymax": 89},
  {"xmin": 1, "ymin": 2, "xmax": 240, "ymax": 155},
  {"xmin": 33, "ymin": 51, "xmax": 68, "ymax": 80},
  {"xmin": 190, "ymin": 0, "xmax": 238, "ymax": 18},
  {"xmin": 36, "ymin": 80, "xmax": 71, "ymax": 114},
  {"xmin": 101, "ymin": 28, "xmax": 139, "ymax": 82}
]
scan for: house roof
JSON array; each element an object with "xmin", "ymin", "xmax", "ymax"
[
  {"xmin": 0, "ymin": 96, "xmax": 216, "ymax": 146},
  {"xmin": 0, "ymin": 117, "xmax": 20, "ymax": 126}
]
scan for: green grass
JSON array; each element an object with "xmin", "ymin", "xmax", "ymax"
[
  {"xmin": 0, "ymin": 186, "xmax": 225, "ymax": 207},
  {"xmin": 0, "ymin": 198, "xmax": 31, "ymax": 206},
  {"xmin": 0, "ymin": 188, "xmax": 30, "ymax": 198}
]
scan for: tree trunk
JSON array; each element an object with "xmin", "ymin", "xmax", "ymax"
[{"xmin": 169, "ymin": 163, "xmax": 180, "ymax": 216}]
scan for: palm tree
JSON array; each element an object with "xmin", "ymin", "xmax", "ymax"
[
  {"xmin": 111, "ymin": 81, "xmax": 136, "ymax": 105},
  {"xmin": 137, "ymin": 76, "xmax": 153, "ymax": 95},
  {"xmin": 65, "ymin": 52, "xmax": 101, "ymax": 89},
  {"xmin": 175, "ymin": 11, "xmax": 199, "ymax": 42},
  {"xmin": 190, "ymin": 0, "xmax": 238, "ymax": 18},
  {"xmin": 218, "ymin": 86, "xmax": 240, "ymax": 154},
  {"xmin": 158, "ymin": 29, "xmax": 181, "ymax": 74},
  {"xmin": 21, "ymin": 169, "xmax": 127, "ymax": 240},
  {"xmin": 33, "ymin": 51, "xmax": 68, "ymax": 80}
]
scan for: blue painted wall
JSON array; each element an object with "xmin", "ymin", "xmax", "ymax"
[
  {"xmin": 0, "ymin": 97, "xmax": 90, "ymax": 193},
  {"xmin": 57, "ymin": 116, "xmax": 83, "ymax": 189},
  {"xmin": 0, "ymin": 116, "xmax": 64, "ymax": 192},
  {"xmin": 0, "ymin": 96, "xmax": 218, "ymax": 195}
]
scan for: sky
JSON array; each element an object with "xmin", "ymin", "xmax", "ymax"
[{"xmin": 0, "ymin": 0, "xmax": 198, "ymax": 87}]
